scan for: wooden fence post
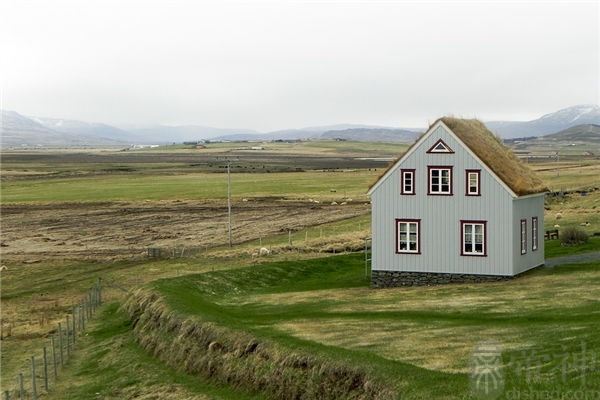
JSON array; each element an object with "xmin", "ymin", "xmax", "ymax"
[
  {"xmin": 31, "ymin": 356, "xmax": 37, "ymax": 400},
  {"xmin": 43, "ymin": 347, "xmax": 49, "ymax": 391},
  {"xmin": 71, "ymin": 306, "xmax": 76, "ymax": 343},
  {"xmin": 58, "ymin": 323, "xmax": 64, "ymax": 366},
  {"xmin": 65, "ymin": 316, "xmax": 71, "ymax": 357},
  {"xmin": 51, "ymin": 335, "xmax": 58, "ymax": 378},
  {"xmin": 79, "ymin": 301, "xmax": 83, "ymax": 329},
  {"xmin": 18, "ymin": 373, "xmax": 24, "ymax": 399}
]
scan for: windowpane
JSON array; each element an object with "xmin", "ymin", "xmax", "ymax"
[
  {"xmin": 462, "ymin": 222, "xmax": 486, "ymax": 256},
  {"xmin": 397, "ymin": 220, "xmax": 419, "ymax": 253},
  {"xmin": 429, "ymin": 168, "xmax": 452, "ymax": 194},
  {"xmin": 402, "ymin": 171, "xmax": 414, "ymax": 194}
]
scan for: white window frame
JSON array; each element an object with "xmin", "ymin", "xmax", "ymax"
[
  {"xmin": 466, "ymin": 170, "xmax": 480, "ymax": 196},
  {"xmin": 461, "ymin": 221, "xmax": 486, "ymax": 256},
  {"xmin": 401, "ymin": 169, "xmax": 415, "ymax": 195},
  {"xmin": 396, "ymin": 219, "xmax": 420, "ymax": 254},
  {"xmin": 428, "ymin": 166, "xmax": 453, "ymax": 195},
  {"xmin": 520, "ymin": 219, "xmax": 527, "ymax": 255}
]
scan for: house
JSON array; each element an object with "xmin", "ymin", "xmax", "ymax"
[{"xmin": 367, "ymin": 117, "xmax": 548, "ymax": 287}]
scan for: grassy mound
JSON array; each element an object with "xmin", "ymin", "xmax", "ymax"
[{"xmin": 122, "ymin": 287, "xmax": 395, "ymax": 399}]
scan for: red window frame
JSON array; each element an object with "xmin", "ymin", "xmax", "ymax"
[
  {"xmin": 428, "ymin": 166, "xmax": 453, "ymax": 196},
  {"xmin": 395, "ymin": 219, "xmax": 421, "ymax": 254},
  {"xmin": 400, "ymin": 169, "xmax": 416, "ymax": 195},
  {"xmin": 465, "ymin": 169, "xmax": 481, "ymax": 196},
  {"xmin": 460, "ymin": 220, "xmax": 487, "ymax": 257},
  {"xmin": 426, "ymin": 139, "xmax": 454, "ymax": 154}
]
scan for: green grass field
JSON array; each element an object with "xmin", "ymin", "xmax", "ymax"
[
  {"xmin": 101, "ymin": 252, "xmax": 599, "ymax": 399},
  {"xmin": 0, "ymin": 170, "xmax": 376, "ymax": 203}
]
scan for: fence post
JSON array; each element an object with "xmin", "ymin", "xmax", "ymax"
[
  {"xmin": 18, "ymin": 373, "xmax": 24, "ymax": 399},
  {"xmin": 31, "ymin": 356, "xmax": 37, "ymax": 400},
  {"xmin": 58, "ymin": 323, "xmax": 64, "ymax": 366},
  {"xmin": 51, "ymin": 335, "xmax": 58, "ymax": 378},
  {"xmin": 98, "ymin": 278, "xmax": 102, "ymax": 305},
  {"xmin": 43, "ymin": 347, "xmax": 49, "ymax": 392},
  {"xmin": 81, "ymin": 303, "xmax": 85, "ymax": 331},
  {"xmin": 71, "ymin": 306, "xmax": 76, "ymax": 343},
  {"xmin": 65, "ymin": 316, "xmax": 71, "ymax": 357}
]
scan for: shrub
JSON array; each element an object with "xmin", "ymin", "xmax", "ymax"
[{"xmin": 561, "ymin": 227, "xmax": 589, "ymax": 246}]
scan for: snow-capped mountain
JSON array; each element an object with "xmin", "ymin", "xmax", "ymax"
[{"xmin": 487, "ymin": 104, "xmax": 600, "ymax": 138}]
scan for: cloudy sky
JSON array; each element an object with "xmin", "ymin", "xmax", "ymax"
[{"xmin": 1, "ymin": 0, "xmax": 598, "ymax": 131}]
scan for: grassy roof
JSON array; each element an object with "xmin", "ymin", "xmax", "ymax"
[{"xmin": 439, "ymin": 117, "xmax": 548, "ymax": 196}]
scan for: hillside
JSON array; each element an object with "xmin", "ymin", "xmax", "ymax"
[{"xmin": 544, "ymin": 123, "xmax": 600, "ymax": 143}]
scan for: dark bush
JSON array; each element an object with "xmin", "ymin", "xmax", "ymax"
[{"xmin": 561, "ymin": 227, "xmax": 589, "ymax": 246}]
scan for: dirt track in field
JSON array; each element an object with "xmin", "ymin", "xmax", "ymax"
[{"xmin": 0, "ymin": 200, "xmax": 369, "ymax": 262}]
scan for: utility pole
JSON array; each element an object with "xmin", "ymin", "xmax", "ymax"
[{"xmin": 227, "ymin": 162, "xmax": 232, "ymax": 247}]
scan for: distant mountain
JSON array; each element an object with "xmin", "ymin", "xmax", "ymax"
[
  {"xmin": 0, "ymin": 110, "xmax": 127, "ymax": 147},
  {"xmin": 32, "ymin": 116, "xmax": 138, "ymax": 143},
  {"xmin": 3, "ymin": 104, "xmax": 599, "ymax": 147},
  {"xmin": 321, "ymin": 128, "xmax": 420, "ymax": 142},
  {"xmin": 487, "ymin": 104, "xmax": 600, "ymax": 138}
]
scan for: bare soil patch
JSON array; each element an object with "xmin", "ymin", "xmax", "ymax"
[{"xmin": 0, "ymin": 200, "xmax": 369, "ymax": 262}]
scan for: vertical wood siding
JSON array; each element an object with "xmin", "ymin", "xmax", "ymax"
[
  {"xmin": 371, "ymin": 124, "xmax": 545, "ymax": 276},
  {"xmin": 512, "ymin": 195, "xmax": 545, "ymax": 274}
]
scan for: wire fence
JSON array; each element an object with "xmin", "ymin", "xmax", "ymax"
[{"xmin": 2, "ymin": 280, "xmax": 103, "ymax": 400}]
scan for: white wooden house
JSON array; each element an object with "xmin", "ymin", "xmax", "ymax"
[{"xmin": 367, "ymin": 117, "xmax": 548, "ymax": 287}]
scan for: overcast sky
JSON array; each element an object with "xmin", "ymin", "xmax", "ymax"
[{"xmin": 1, "ymin": 0, "xmax": 598, "ymax": 131}]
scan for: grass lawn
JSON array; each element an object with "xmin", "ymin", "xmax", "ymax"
[
  {"xmin": 133, "ymin": 252, "xmax": 600, "ymax": 399},
  {"xmin": 0, "ymin": 170, "xmax": 376, "ymax": 203},
  {"xmin": 545, "ymin": 236, "xmax": 600, "ymax": 258}
]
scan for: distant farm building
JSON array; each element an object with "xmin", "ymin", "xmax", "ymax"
[{"xmin": 367, "ymin": 117, "xmax": 548, "ymax": 287}]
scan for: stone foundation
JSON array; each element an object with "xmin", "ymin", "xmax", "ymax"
[{"xmin": 370, "ymin": 270, "xmax": 513, "ymax": 288}]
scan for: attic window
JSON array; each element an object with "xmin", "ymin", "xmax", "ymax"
[
  {"xmin": 428, "ymin": 166, "xmax": 453, "ymax": 195},
  {"xmin": 427, "ymin": 139, "xmax": 454, "ymax": 154}
]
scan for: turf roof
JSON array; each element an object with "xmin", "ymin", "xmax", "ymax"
[
  {"xmin": 440, "ymin": 117, "xmax": 548, "ymax": 196},
  {"xmin": 369, "ymin": 117, "xmax": 548, "ymax": 196}
]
